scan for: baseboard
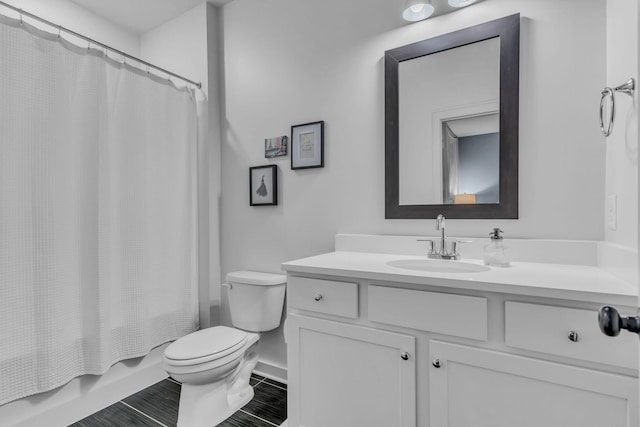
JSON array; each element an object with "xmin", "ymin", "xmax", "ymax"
[
  {"xmin": 254, "ymin": 360, "xmax": 288, "ymax": 385},
  {"xmin": 3, "ymin": 344, "xmax": 169, "ymax": 427}
]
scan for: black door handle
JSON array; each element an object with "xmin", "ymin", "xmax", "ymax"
[{"xmin": 598, "ymin": 306, "xmax": 640, "ymax": 336}]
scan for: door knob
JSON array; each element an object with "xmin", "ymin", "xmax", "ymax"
[{"xmin": 598, "ymin": 306, "xmax": 640, "ymax": 336}]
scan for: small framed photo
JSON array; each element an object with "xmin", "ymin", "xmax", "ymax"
[
  {"xmin": 250, "ymin": 165, "xmax": 277, "ymax": 206},
  {"xmin": 265, "ymin": 135, "xmax": 288, "ymax": 158},
  {"xmin": 291, "ymin": 121, "xmax": 324, "ymax": 170}
]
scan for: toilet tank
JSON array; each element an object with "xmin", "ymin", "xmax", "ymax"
[{"xmin": 226, "ymin": 271, "xmax": 286, "ymax": 332}]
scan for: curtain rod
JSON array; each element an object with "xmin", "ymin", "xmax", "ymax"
[{"xmin": 0, "ymin": 0, "xmax": 202, "ymax": 89}]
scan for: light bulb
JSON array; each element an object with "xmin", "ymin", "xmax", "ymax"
[
  {"xmin": 448, "ymin": 0, "xmax": 477, "ymax": 7},
  {"xmin": 402, "ymin": 1, "xmax": 434, "ymax": 22}
]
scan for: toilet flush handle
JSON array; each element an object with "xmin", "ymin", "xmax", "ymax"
[{"xmin": 313, "ymin": 293, "xmax": 323, "ymax": 302}]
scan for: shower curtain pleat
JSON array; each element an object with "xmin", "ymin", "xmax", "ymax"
[{"xmin": 0, "ymin": 17, "xmax": 198, "ymax": 405}]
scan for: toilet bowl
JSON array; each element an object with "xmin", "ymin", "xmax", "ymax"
[{"xmin": 164, "ymin": 271, "xmax": 286, "ymax": 427}]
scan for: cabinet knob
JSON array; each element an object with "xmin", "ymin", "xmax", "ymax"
[
  {"xmin": 313, "ymin": 293, "xmax": 323, "ymax": 302},
  {"xmin": 599, "ymin": 306, "xmax": 640, "ymax": 336},
  {"xmin": 568, "ymin": 331, "xmax": 580, "ymax": 342},
  {"xmin": 432, "ymin": 359, "xmax": 441, "ymax": 368},
  {"xmin": 400, "ymin": 352, "xmax": 410, "ymax": 360}
]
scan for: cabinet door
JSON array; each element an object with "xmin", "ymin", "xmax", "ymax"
[
  {"xmin": 287, "ymin": 313, "xmax": 416, "ymax": 427},
  {"xmin": 429, "ymin": 341, "xmax": 638, "ymax": 427}
]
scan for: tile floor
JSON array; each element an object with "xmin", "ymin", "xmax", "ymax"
[{"xmin": 70, "ymin": 374, "xmax": 287, "ymax": 427}]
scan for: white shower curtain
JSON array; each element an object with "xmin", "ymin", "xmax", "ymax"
[{"xmin": 0, "ymin": 17, "xmax": 198, "ymax": 405}]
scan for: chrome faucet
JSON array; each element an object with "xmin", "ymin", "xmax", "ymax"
[
  {"xmin": 417, "ymin": 214, "xmax": 469, "ymax": 260},
  {"xmin": 436, "ymin": 214, "xmax": 446, "ymax": 255}
]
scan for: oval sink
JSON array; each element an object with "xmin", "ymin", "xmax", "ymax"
[{"xmin": 387, "ymin": 259, "xmax": 490, "ymax": 273}]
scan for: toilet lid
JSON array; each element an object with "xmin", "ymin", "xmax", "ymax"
[
  {"xmin": 226, "ymin": 270, "xmax": 286, "ymax": 286},
  {"xmin": 165, "ymin": 326, "xmax": 248, "ymax": 361}
]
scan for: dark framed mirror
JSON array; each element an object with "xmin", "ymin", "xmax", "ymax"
[{"xmin": 385, "ymin": 14, "xmax": 519, "ymax": 219}]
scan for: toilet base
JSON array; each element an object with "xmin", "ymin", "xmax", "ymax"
[
  {"xmin": 176, "ymin": 347, "xmax": 259, "ymax": 427},
  {"xmin": 177, "ymin": 380, "xmax": 254, "ymax": 427},
  {"xmin": 177, "ymin": 344, "xmax": 258, "ymax": 427}
]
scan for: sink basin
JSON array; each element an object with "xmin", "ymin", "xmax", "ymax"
[{"xmin": 387, "ymin": 259, "xmax": 491, "ymax": 273}]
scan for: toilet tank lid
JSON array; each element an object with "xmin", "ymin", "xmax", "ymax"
[{"xmin": 226, "ymin": 270, "xmax": 286, "ymax": 286}]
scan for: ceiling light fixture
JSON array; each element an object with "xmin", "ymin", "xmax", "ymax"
[
  {"xmin": 402, "ymin": 0, "xmax": 434, "ymax": 22},
  {"xmin": 448, "ymin": 0, "xmax": 477, "ymax": 7}
]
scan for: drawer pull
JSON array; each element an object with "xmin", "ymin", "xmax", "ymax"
[
  {"xmin": 568, "ymin": 331, "xmax": 581, "ymax": 342},
  {"xmin": 400, "ymin": 352, "xmax": 410, "ymax": 361},
  {"xmin": 313, "ymin": 293, "xmax": 323, "ymax": 302},
  {"xmin": 432, "ymin": 358, "xmax": 441, "ymax": 368}
]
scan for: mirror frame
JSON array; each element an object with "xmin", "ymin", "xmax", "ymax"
[{"xmin": 385, "ymin": 14, "xmax": 520, "ymax": 219}]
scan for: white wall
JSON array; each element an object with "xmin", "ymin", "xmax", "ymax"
[
  {"xmin": 220, "ymin": 0, "xmax": 607, "ymax": 370},
  {"xmin": 140, "ymin": 2, "xmax": 221, "ymax": 329},
  {"xmin": 0, "ymin": 0, "xmax": 138, "ymax": 54},
  {"xmin": 605, "ymin": 0, "xmax": 638, "ymax": 250}
]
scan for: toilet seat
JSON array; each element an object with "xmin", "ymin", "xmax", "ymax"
[{"xmin": 165, "ymin": 326, "xmax": 248, "ymax": 367}]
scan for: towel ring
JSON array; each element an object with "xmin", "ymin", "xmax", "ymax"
[{"xmin": 600, "ymin": 78, "xmax": 635, "ymax": 137}]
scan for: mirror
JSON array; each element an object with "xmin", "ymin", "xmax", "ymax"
[{"xmin": 385, "ymin": 14, "xmax": 519, "ymax": 219}]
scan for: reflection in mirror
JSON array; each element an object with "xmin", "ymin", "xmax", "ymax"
[
  {"xmin": 385, "ymin": 14, "xmax": 519, "ymax": 219},
  {"xmin": 398, "ymin": 38, "xmax": 500, "ymax": 206},
  {"xmin": 443, "ymin": 113, "xmax": 500, "ymax": 204}
]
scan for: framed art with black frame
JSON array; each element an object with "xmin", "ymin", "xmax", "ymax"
[
  {"xmin": 291, "ymin": 120, "xmax": 324, "ymax": 170},
  {"xmin": 250, "ymin": 165, "xmax": 277, "ymax": 206}
]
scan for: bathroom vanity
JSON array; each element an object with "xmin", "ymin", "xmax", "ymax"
[{"xmin": 282, "ymin": 235, "xmax": 638, "ymax": 427}]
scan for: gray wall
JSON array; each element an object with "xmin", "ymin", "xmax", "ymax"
[{"xmin": 458, "ymin": 132, "xmax": 499, "ymax": 204}]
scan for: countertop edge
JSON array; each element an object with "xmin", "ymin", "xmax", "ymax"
[{"xmin": 281, "ymin": 252, "xmax": 638, "ymax": 307}]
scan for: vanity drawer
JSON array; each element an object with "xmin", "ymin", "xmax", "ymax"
[
  {"xmin": 505, "ymin": 301, "xmax": 638, "ymax": 369},
  {"xmin": 288, "ymin": 276, "xmax": 358, "ymax": 319},
  {"xmin": 368, "ymin": 285, "xmax": 487, "ymax": 341}
]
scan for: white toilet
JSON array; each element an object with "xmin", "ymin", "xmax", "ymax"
[{"xmin": 164, "ymin": 271, "xmax": 287, "ymax": 427}]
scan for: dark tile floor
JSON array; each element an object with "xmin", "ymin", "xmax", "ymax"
[{"xmin": 70, "ymin": 374, "xmax": 287, "ymax": 427}]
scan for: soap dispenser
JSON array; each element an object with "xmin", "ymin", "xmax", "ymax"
[{"xmin": 484, "ymin": 228, "xmax": 510, "ymax": 267}]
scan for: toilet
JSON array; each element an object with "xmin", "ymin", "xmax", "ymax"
[{"xmin": 164, "ymin": 271, "xmax": 287, "ymax": 427}]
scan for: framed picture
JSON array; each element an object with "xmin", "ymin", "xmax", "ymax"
[
  {"xmin": 250, "ymin": 165, "xmax": 278, "ymax": 206},
  {"xmin": 291, "ymin": 121, "xmax": 324, "ymax": 170},
  {"xmin": 265, "ymin": 136, "xmax": 288, "ymax": 158}
]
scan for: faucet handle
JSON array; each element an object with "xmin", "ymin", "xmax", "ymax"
[
  {"xmin": 417, "ymin": 239, "xmax": 436, "ymax": 254},
  {"xmin": 451, "ymin": 240, "xmax": 472, "ymax": 255}
]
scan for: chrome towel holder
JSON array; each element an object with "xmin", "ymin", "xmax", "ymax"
[{"xmin": 600, "ymin": 78, "xmax": 635, "ymax": 137}]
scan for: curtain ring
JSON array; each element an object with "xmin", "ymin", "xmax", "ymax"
[
  {"xmin": 600, "ymin": 87, "xmax": 615, "ymax": 137},
  {"xmin": 19, "ymin": 11, "xmax": 23, "ymax": 26}
]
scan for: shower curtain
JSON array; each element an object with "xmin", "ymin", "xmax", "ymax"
[{"xmin": 0, "ymin": 17, "xmax": 198, "ymax": 405}]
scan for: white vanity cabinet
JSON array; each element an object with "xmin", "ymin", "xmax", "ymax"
[
  {"xmin": 287, "ymin": 314, "xmax": 416, "ymax": 427},
  {"xmin": 429, "ymin": 341, "xmax": 637, "ymax": 427},
  {"xmin": 285, "ymin": 277, "xmax": 416, "ymax": 427},
  {"xmin": 284, "ymin": 258, "xmax": 639, "ymax": 427}
]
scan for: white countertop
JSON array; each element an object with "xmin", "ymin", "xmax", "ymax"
[{"xmin": 282, "ymin": 251, "xmax": 638, "ymax": 307}]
